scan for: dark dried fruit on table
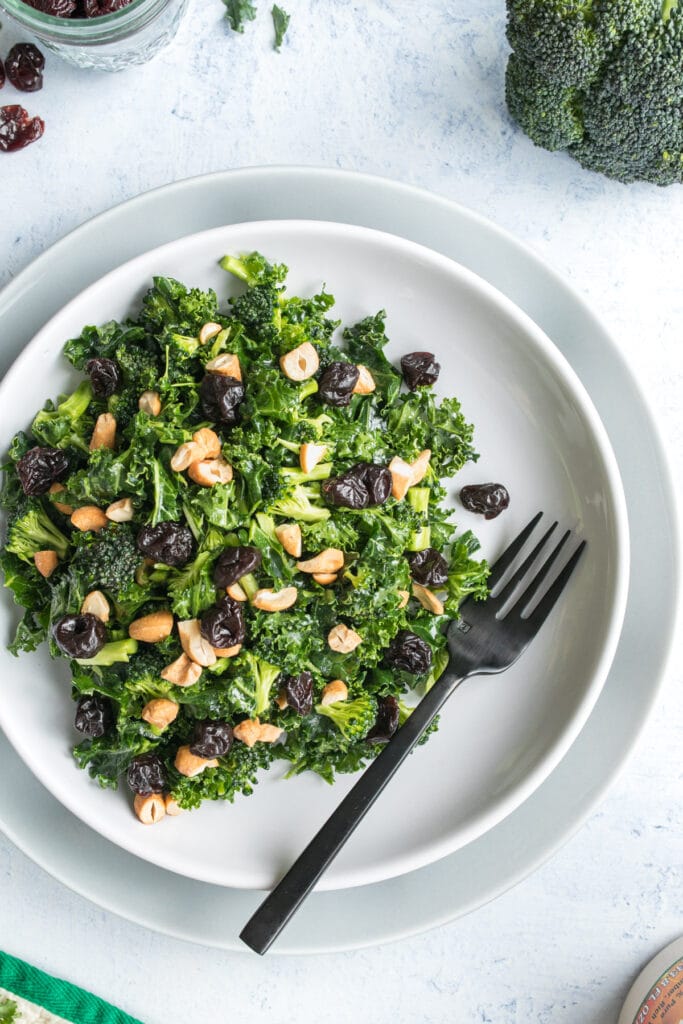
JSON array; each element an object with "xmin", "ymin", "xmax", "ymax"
[
  {"xmin": 136, "ymin": 521, "xmax": 194, "ymax": 567},
  {"xmin": 74, "ymin": 694, "xmax": 114, "ymax": 738},
  {"xmin": 366, "ymin": 695, "xmax": 399, "ymax": 744},
  {"xmin": 53, "ymin": 613, "xmax": 106, "ymax": 660},
  {"xmin": 85, "ymin": 357, "xmax": 120, "ymax": 398},
  {"xmin": 282, "ymin": 671, "xmax": 314, "ymax": 715},
  {"xmin": 407, "ymin": 547, "xmax": 449, "ymax": 588},
  {"xmin": 213, "ymin": 545, "xmax": 262, "ymax": 588},
  {"xmin": 6, "ymin": 44, "xmax": 45, "ymax": 93},
  {"xmin": 0, "ymin": 105, "xmax": 44, "ymax": 152},
  {"xmin": 384, "ymin": 629, "xmax": 432, "ymax": 675},
  {"xmin": 199, "ymin": 373, "xmax": 245, "ymax": 425},
  {"xmin": 400, "ymin": 352, "xmax": 441, "ymax": 390},
  {"xmin": 127, "ymin": 752, "xmax": 166, "ymax": 795},
  {"xmin": 190, "ymin": 720, "xmax": 233, "ymax": 759},
  {"xmin": 460, "ymin": 482, "xmax": 510, "ymax": 520},
  {"xmin": 323, "ymin": 462, "xmax": 392, "ymax": 509},
  {"xmin": 318, "ymin": 361, "xmax": 360, "ymax": 407},
  {"xmin": 200, "ymin": 595, "xmax": 246, "ymax": 648},
  {"xmin": 83, "ymin": 0, "xmax": 131, "ymax": 14},
  {"xmin": 23, "ymin": 0, "xmax": 77, "ymax": 14},
  {"xmin": 16, "ymin": 446, "xmax": 69, "ymax": 495}
]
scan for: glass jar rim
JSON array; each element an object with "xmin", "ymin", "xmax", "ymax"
[{"xmin": 0, "ymin": 0, "xmax": 166, "ymax": 39}]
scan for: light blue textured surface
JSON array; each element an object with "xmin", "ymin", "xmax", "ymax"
[{"xmin": 0, "ymin": 1, "xmax": 681, "ymax": 1022}]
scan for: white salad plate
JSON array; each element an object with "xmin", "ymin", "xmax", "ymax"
[
  {"xmin": 0, "ymin": 218, "xmax": 628, "ymax": 892},
  {"xmin": 0, "ymin": 168, "xmax": 677, "ymax": 953}
]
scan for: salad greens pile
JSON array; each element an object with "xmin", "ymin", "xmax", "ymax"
[{"xmin": 0, "ymin": 251, "xmax": 489, "ymax": 820}]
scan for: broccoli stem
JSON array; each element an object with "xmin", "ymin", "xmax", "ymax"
[
  {"xmin": 662, "ymin": 0, "xmax": 678, "ymax": 18},
  {"xmin": 407, "ymin": 487, "xmax": 430, "ymax": 515},
  {"xmin": 407, "ymin": 526, "xmax": 431, "ymax": 552}
]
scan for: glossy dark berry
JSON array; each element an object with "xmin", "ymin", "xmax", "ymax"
[
  {"xmin": 282, "ymin": 671, "xmax": 314, "ymax": 715},
  {"xmin": 407, "ymin": 547, "xmax": 449, "ymax": 588},
  {"xmin": 384, "ymin": 630, "xmax": 432, "ymax": 675},
  {"xmin": 200, "ymin": 595, "xmax": 246, "ymax": 649},
  {"xmin": 190, "ymin": 720, "xmax": 233, "ymax": 759},
  {"xmin": 53, "ymin": 613, "xmax": 106, "ymax": 660},
  {"xmin": 127, "ymin": 753, "xmax": 166, "ymax": 795},
  {"xmin": 85, "ymin": 357, "xmax": 120, "ymax": 398},
  {"xmin": 6, "ymin": 44, "xmax": 45, "ymax": 93},
  {"xmin": 366, "ymin": 695, "xmax": 400, "ymax": 744},
  {"xmin": 74, "ymin": 694, "xmax": 114, "ymax": 738},
  {"xmin": 16, "ymin": 446, "xmax": 69, "ymax": 495},
  {"xmin": 83, "ymin": 0, "xmax": 131, "ymax": 13},
  {"xmin": 23, "ymin": 0, "xmax": 77, "ymax": 14},
  {"xmin": 199, "ymin": 373, "xmax": 245, "ymax": 425},
  {"xmin": 323, "ymin": 463, "xmax": 392, "ymax": 509},
  {"xmin": 213, "ymin": 546, "xmax": 262, "ymax": 588},
  {"xmin": 136, "ymin": 521, "xmax": 194, "ymax": 567},
  {"xmin": 460, "ymin": 483, "xmax": 510, "ymax": 520},
  {"xmin": 400, "ymin": 352, "xmax": 441, "ymax": 390},
  {"xmin": 318, "ymin": 361, "xmax": 360, "ymax": 407},
  {"xmin": 0, "ymin": 105, "xmax": 44, "ymax": 152}
]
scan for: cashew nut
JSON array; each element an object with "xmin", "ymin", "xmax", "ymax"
[
  {"xmin": 320, "ymin": 679, "xmax": 348, "ymax": 706},
  {"xmin": 213, "ymin": 643, "xmax": 242, "ymax": 658},
  {"xmin": 328, "ymin": 624, "xmax": 363, "ymax": 653},
  {"xmin": 70, "ymin": 506, "xmax": 108, "ymax": 532},
  {"xmin": 34, "ymin": 549, "xmax": 58, "ymax": 578},
  {"xmin": 299, "ymin": 442, "xmax": 327, "ymax": 475},
  {"xmin": 259, "ymin": 723, "xmax": 284, "ymax": 743},
  {"xmin": 352, "ymin": 365, "xmax": 376, "ymax": 394},
  {"xmin": 164, "ymin": 793, "xmax": 182, "ymax": 816},
  {"xmin": 138, "ymin": 390, "xmax": 161, "ymax": 416},
  {"xmin": 170, "ymin": 441, "xmax": 203, "ymax": 472},
  {"xmin": 48, "ymin": 482, "xmax": 74, "ymax": 515},
  {"xmin": 81, "ymin": 590, "xmax": 110, "ymax": 623},
  {"xmin": 134, "ymin": 793, "xmax": 166, "ymax": 825},
  {"xmin": 275, "ymin": 689, "xmax": 289, "ymax": 711},
  {"xmin": 226, "ymin": 582, "xmax": 248, "ymax": 602},
  {"xmin": 105, "ymin": 497, "xmax": 134, "ymax": 523},
  {"xmin": 141, "ymin": 698, "xmax": 179, "ymax": 729},
  {"xmin": 129, "ymin": 610, "xmax": 174, "ymax": 643},
  {"xmin": 410, "ymin": 449, "xmax": 431, "ymax": 485},
  {"xmin": 388, "ymin": 456, "xmax": 414, "ymax": 502},
  {"xmin": 279, "ymin": 341, "xmax": 320, "ymax": 381},
  {"xmin": 89, "ymin": 412, "xmax": 117, "ymax": 451},
  {"xmin": 187, "ymin": 456, "xmax": 233, "ymax": 487},
  {"xmin": 412, "ymin": 583, "xmax": 444, "ymax": 615},
  {"xmin": 199, "ymin": 322, "xmax": 223, "ymax": 345},
  {"xmin": 313, "ymin": 572, "xmax": 337, "ymax": 585},
  {"xmin": 251, "ymin": 587, "xmax": 298, "ymax": 612},
  {"xmin": 177, "ymin": 619, "xmax": 217, "ymax": 667},
  {"xmin": 205, "ymin": 353, "xmax": 242, "ymax": 381},
  {"xmin": 192, "ymin": 428, "xmax": 221, "ymax": 459},
  {"xmin": 297, "ymin": 548, "xmax": 344, "ymax": 574},
  {"xmin": 397, "ymin": 589, "xmax": 410, "ymax": 609},
  {"xmin": 233, "ymin": 718, "xmax": 283, "ymax": 746},
  {"xmin": 275, "ymin": 523, "xmax": 302, "ymax": 558},
  {"xmin": 174, "ymin": 745, "xmax": 219, "ymax": 778},
  {"xmin": 160, "ymin": 652, "xmax": 203, "ymax": 687}
]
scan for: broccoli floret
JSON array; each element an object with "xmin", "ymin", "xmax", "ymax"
[
  {"xmin": 31, "ymin": 380, "xmax": 94, "ymax": 452},
  {"xmin": 315, "ymin": 693, "xmax": 378, "ymax": 741},
  {"xmin": 6, "ymin": 502, "xmax": 70, "ymax": 563},
  {"xmin": 220, "ymin": 252, "xmax": 288, "ymax": 348},
  {"xmin": 70, "ymin": 523, "xmax": 141, "ymax": 599},
  {"xmin": 243, "ymin": 651, "xmax": 282, "ymax": 716},
  {"xmin": 76, "ymin": 638, "xmax": 139, "ymax": 666},
  {"xmin": 123, "ymin": 641, "xmax": 177, "ymax": 695},
  {"xmin": 268, "ymin": 483, "xmax": 331, "ymax": 523},
  {"xmin": 108, "ymin": 341, "xmax": 160, "ymax": 426},
  {"xmin": 139, "ymin": 276, "xmax": 220, "ymax": 334},
  {"xmin": 219, "ymin": 252, "xmax": 287, "ymax": 288},
  {"xmin": 0, "ymin": 996, "xmax": 19, "ymax": 1023},
  {"xmin": 506, "ymin": 0, "xmax": 683, "ymax": 184}
]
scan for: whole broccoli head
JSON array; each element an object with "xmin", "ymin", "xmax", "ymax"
[
  {"xmin": 315, "ymin": 693, "xmax": 378, "ymax": 741},
  {"xmin": 505, "ymin": 0, "xmax": 683, "ymax": 185},
  {"xmin": 70, "ymin": 523, "xmax": 141, "ymax": 599}
]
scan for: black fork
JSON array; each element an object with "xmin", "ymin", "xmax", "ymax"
[{"xmin": 240, "ymin": 512, "xmax": 586, "ymax": 954}]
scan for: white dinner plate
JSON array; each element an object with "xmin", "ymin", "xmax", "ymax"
[{"xmin": 0, "ymin": 168, "xmax": 677, "ymax": 951}]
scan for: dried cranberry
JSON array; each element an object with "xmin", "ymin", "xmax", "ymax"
[
  {"xmin": 0, "ymin": 105, "xmax": 44, "ymax": 152},
  {"xmin": 74, "ymin": 694, "xmax": 114, "ymax": 738},
  {"xmin": 460, "ymin": 483, "xmax": 510, "ymax": 520},
  {"xmin": 400, "ymin": 352, "xmax": 441, "ymax": 390},
  {"xmin": 83, "ymin": 0, "xmax": 130, "ymax": 13},
  {"xmin": 127, "ymin": 752, "xmax": 166, "ymax": 795},
  {"xmin": 16, "ymin": 446, "xmax": 69, "ymax": 495},
  {"xmin": 136, "ymin": 521, "xmax": 194, "ymax": 567},
  {"xmin": 190, "ymin": 720, "xmax": 233, "ymax": 759},
  {"xmin": 6, "ymin": 44, "xmax": 45, "ymax": 93},
  {"xmin": 366, "ymin": 695, "xmax": 400, "ymax": 744},
  {"xmin": 213, "ymin": 546, "xmax": 262, "ymax": 588},
  {"xmin": 85, "ymin": 357, "xmax": 120, "ymax": 398},
  {"xmin": 407, "ymin": 547, "xmax": 449, "ymax": 588},
  {"xmin": 200, "ymin": 595, "xmax": 246, "ymax": 648},
  {"xmin": 199, "ymin": 374, "xmax": 245, "ymax": 425},
  {"xmin": 318, "ymin": 362, "xmax": 360, "ymax": 407},
  {"xmin": 282, "ymin": 671, "xmax": 314, "ymax": 715},
  {"xmin": 323, "ymin": 463, "xmax": 392, "ymax": 509},
  {"xmin": 384, "ymin": 630, "xmax": 432, "ymax": 674},
  {"xmin": 53, "ymin": 613, "xmax": 106, "ymax": 660},
  {"xmin": 23, "ymin": 0, "xmax": 77, "ymax": 14}
]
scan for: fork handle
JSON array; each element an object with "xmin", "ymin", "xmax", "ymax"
[{"xmin": 239, "ymin": 664, "xmax": 466, "ymax": 954}]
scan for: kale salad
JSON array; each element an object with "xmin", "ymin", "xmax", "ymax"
[{"xmin": 0, "ymin": 252, "xmax": 489, "ymax": 825}]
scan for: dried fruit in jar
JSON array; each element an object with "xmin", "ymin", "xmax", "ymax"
[
  {"xmin": 127, "ymin": 752, "xmax": 166, "ymax": 795},
  {"xmin": 23, "ymin": 0, "xmax": 77, "ymax": 14},
  {"xmin": 85, "ymin": 357, "xmax": 121, "ymax": 398},
  {"xmin": 136, "ymin": 521, "xmax": 195, "ymax": 567},
  {"xmin": 199, "ymin": 373, "xmax": 245, "ymax": 425},
  {"xmin": 200, "ymin": 595, "xmax": 246, "ymax": 648},
  {"xmin": 366, "ymin": 695, "xmax": 399, "ymax": 744},
  {"xmin": 322, "ymin": 462, "xmax": 392, "ymax": 509},
  {"xmin": 318, "ymin": 361, "xmax": 360, "ymax": 407},
  {"xmin": 53, "ymin": 613, "xmax": 106, "ymax": 660},
  {"xmin": 5, "ymin": 44, "xmax": 45, "ymax": 93},
  {"xmin": 407, "ymin": 547, "xmax": 449, "ymax": 588},
  {"xmin": 213, "ymin": 545, "xmax": 262, "ymax": 587},
  {"xmin": 282, "ymin": 671, "xmax": 314, "ymax": 715},
  {"xmin": 460, "ymin": 482, "xmax": 510, "ymax": 520},
  {"xmin": 74, "ymin": 693, "xmax": 114, "ymax": 738},
  {"xmin": 400, "ymin": 352, "xmax": 441, "ymax": 390},
  {"xmin": 383, "ymin": 629, "xmax": 432, "ymax": 674},
  {"xmin": 0, "ymin": 105, "xmax": 44, "ymax": 152},
  {"xmin": 16, "ymin": 446, "xmax": 69, "ymax": 495},
  {"xmin": 83, "ymin": 0, "xmax": 131, "ymax": 14},
  {"xmin": 190, "ymin": 720, "xmax": 233, "ymax": 759}
]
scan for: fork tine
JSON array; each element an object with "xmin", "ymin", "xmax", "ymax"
[
  {"xmin": 487, "ymin": 511, "xmax": 544, "ymax": 590},
  {"xmin": 507, "ymin": 529, "xmax": 571, "ymax": 617},
  {"xmin": 518, "ymin": 539, "xmax": 587, "ymax": 632},
  {"xmin": 492, "ymin": 520, "xmax": 558, "ymax": 604}
]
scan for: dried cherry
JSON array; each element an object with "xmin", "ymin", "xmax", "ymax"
[
  {"xmin": 74, "ymin": 693, "xmax": 113, "ymax": 738},
  {"xmin": 83, "ymin": 0, "xmax": 130, "ymax": 13},
  {"xmin": 213, "ymin": 545, "xmax": 262, "ymax": 588},
  {"xmin": 200, "ymin": 595, "xmax": 246, "ymax": 648},
  {"xmin": 199, "ymin": 373, "xmax": 245, "ymax": 425},
  {"xmin": 6, "ymin": 44, "xmax": 45, "ymax": 93},
  {"xmin": 384, "ymin": 630, "xmax": 432, "ymax": 675},
  {"xmin": 366, "ymin": 695, "xmax": 399, "ymax": 744},
  {"xmin": 0, "ymin": 105, "xmax": 44, "ymax": 152},
  {"xmin": 400, "ymin": 352, "xmax": 441, "ymax": 390},
  {"xmin": 23, "ymin": 0, "xmax": 77, "ymax": 14},
  {"xmin": 190, "ymin": 720, "xmax": 233, "ymax": 759},
  {"xmin": 407, "ymin": 547, "xmax": 449, "ymax": 588},
  {"xmin": 460, "ymin": 483, "xmax": 510, "ymax": 520},
  {"xmin": 318, "ymin": 362, "xmax": 360, "ymax": 407},
  {"xmin": 282, "ymin": 671, "xmax": 314, "ymax": 715},
  {"xmin": 323, "ymin": 463, "xmax": 392, "ymax": 509},
  {"xmin": 53, "ymin": 613, "xmax": 106, "ymax": 660},
  {"xmin": 16, "ymin": 446, "xmax": 69, "ymax": 495},
  {"xmin": 127, "ymin": 753, "xmax": 166, "ymax": 795},
  {"xmin": 136, "ymin": 521, "xmax": 194, "ymax": 567},
  {"xmin": 85, "ymin": 357, "xmax": 120, "ymax": 398}
]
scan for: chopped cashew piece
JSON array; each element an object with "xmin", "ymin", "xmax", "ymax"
[
  {"xmin": 275, "ymin": 690, "xmax": 288, "ymax": 711},
  {"xmin": 170, "ymin": 441, "xmax": 203, "ymax": 472},
  {"xmin": 34, "ymin": 549, "xmax": 58, "ymax": 578},
  {"xmin": 412, "ymin": 583, "xmax": 444, "ymax": 615},
  {"xmin": 81, "ymin": 590, "xmax": 110, "ymax": 623},
  {"xmin": 297, "ymin": 548, "xmax": 345, "ymax": 574},
  {"xmin": 213, "ymin": 643, "xmax": 242, "ymax": 658},
  {"xmin": 397, "ymin": 589, "xmax": 410, "ymax": 609},
  {"xmin": 160, "ymin": 652, "xmax": 203, "ymax": 687},
  {"xmin": 233, "ymin": 718, "xmax": 283, "ymax": 746},
  {"xmin": 105, "ymin": 497, "xmax": 134, "ymax": 522},
  {"xmin": 205, "ymin": 353, "xmax": 242, "ymax": 380},
  {"xmin": 199, "ymin": 321, "xmax": 223, "ymax": 345},
  {"xmin": 275, "ymin": 523, "xmax": 302, "ymax": 558},
  {"xmin": 388, "ymin": 456, "xmax": 414, "ymax": 502},
  {"xmin": 192, "ymin": 428, "xmax": 221, "ymax": 459},
  {"xmin": 226, "ymin": 582, "xmax": 248, "ymax": 602},
  {"xmin": 279, "ymin": 341, "xmax": 319, "ymax": 381},
  {"xmin": 142, "ymin": 699, "xmax": 179, "ymax": 729},
  {"xmin": 164, "ymin": 793, "xmax": 182, "ymax": 816},
  {"xmin": 177, "ymin": 618, "xmax": 217, "ymax": 667},
  {"xmin": 320, "ymin": 679, "xmax": 348, "ymax": 706},
  {"xmin": 188, "ymin": 456, "xmax": 233, "ymax": 487},
  {"xmin": 299, "ymin": 442, "xmax": 327, "ymax": 475},
  {"xmin": 410, "ymin": 449, "xmax": 431, "ymax": 485},
  {"xmin": 352, "ymin": 365, "xmax": 376, "ymax": 394},
  {"xmin": 251, "ymin": 587, "xmax": 298, "ymax": 612},
  {"xmin": 134, "ymin": 793, "xmax": 166, "ymax": 825},
  {"xmin": 328, "ymin": 624, "xmax": 363, "ymax": 653},
  {"xmin": 48, "ymin": 482, "xmax": 73, "ymax": 515},
  {"xmin": 259, "ymin": 723, "xmax": 284, "ymax": 743},
  {"xmin": 138, "ymin": 390, "xmax": 161, "ymax": 416},
  {"xmin": 175, "ymin": 745, "xmax": 219, "ymax": 778},
  {"xmin": 89, "ymin": 412, "xmax": 117, "ymax": 451},
  {"xmin": 70, "ymin": 506, "xmax": 108, "ymax": 532},
  {"xmin": 129, "ymin": 610, "xmax": 174, "ymax": 643},
  {"xmin": 313, "ymin": 572, "xmax": 337, "ymax": 585}
]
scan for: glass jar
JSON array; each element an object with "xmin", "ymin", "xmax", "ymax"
[{"xmin": 0, "ymin": 0, "xmax": 189, "ymax": 71}]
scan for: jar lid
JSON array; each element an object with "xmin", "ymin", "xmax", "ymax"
[{"xmin": 618, "ymin": 937, "xmax": 683, "ymax": 1024}]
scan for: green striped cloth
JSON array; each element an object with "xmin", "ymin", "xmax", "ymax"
[{"xmin": 0, "ymin": 953, "xmax": 142, "ymax": 1024}]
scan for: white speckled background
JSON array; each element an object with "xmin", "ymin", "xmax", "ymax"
[{"xmin": 0, "ymin": 1, "xmax": 681, "ymax": 1021}]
